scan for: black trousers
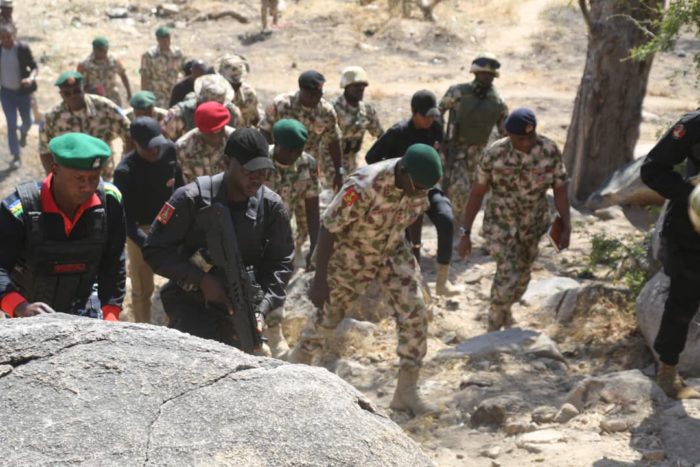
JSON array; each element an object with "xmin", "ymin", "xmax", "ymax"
[
  {"xmin": 409, "ymin": 188, "xmax": 454, "ymax": 265},
  {"xmin": 654, "ymin": 243, "xmax": 700, "ymax": 365},
  {"xmin": 160, "ymin": 282, "xmax": 240, "ymax": 348}
]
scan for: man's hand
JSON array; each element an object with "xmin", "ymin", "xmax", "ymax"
[
  {"xmin": 200, "ymin": 274, "xmax": 235, "ymax": 315},
  {"xmin": 458, "ymin": 235, "xmax": 472, "ymax": 258},
  {"xmin": 308, "ymin": 274, "xmax": 330, "ymax": 309},
  {"xmin": 333, "ymin": 173, "xmax": 343, "ymax": 192},
  {"xmin": 14, "ymin": 301, "xmax": 55, "ymax": 318},
  {"xmin": 20, "ymin": 78, "xmax": 34, "ymax": 88}
]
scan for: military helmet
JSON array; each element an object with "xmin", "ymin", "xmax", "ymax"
[
  {"xmin": 340, "ymin": 66, "xmax": 369, "ymax": 88},
  {"xmin": 689, "ymin": 184, "xmax": 700, "ymax": 233},
  {"xmin": 470, "ymin": 53, "xmax": 501, "ymax": 77},
  {"xmin": 218, "ymin": 54, "xmax": 250, "ymax": 85}
]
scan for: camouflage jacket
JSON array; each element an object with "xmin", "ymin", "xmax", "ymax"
[
  {"xmin": 140, "ymin": 46, "xmax": 185, "ymax": 106},
  {"xmin": 40, "ymin": 93, "xmax": 130, "ymax": 154},
  {"xmin": 175, "ymin": 126, "xmax": 235, "ymax": 182},
  {"xmin": 125, "ymin": 106, "xmax": 168, "ymax": 124},
  {"xmin": 477, "ymin": 135, "xmax": 567, "ymax": 241},
  {"xmin": 333, "ymin": 94, "xmax": 383, "ymax": 156},
  {"xmin": 259, "ymin": 91, "xmax": 341, "ymax": 157},
  {"xmin": 77, "ymin": 52, "xmax": 126, "ymax": 105},
  {"xmin": 162, "ymin": 98, "xmax": 242, "ymax": 142},
  {"xmin": 234, "ymin": 82, "xmax": 261, "ymax": 127},
  {"xmin": 323, "ymin": 158, "xmax": 427, "ymax": 255},
  {"xmin": 264, "ymin": 145, "xmax": 320, "ymax": 213}
]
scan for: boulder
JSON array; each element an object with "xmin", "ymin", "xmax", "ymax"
[
  {"xmin": 636, "ymin": 271, "xmax": 700, "ymax": 376},
  {"xmin": 438, "ymin": 328, "xmax": 565, "ymax": 363},
  {"xmin": 585, "ymin": 157, "xmax": 665, "ymax": 210},
  {"xmin": 521, "ymin": 277, "xmax": 581, "ymax": 307},
  {"xmin": 543, "ymin": 282, "xmax": 633, "ymax": 323},
  {"xmin": 0, "ymin": 315, "xmax": 433, "ymax": 466},
  {"xmin": 564, "ymin": 370, "xmax": 666, "ymax": 413}
]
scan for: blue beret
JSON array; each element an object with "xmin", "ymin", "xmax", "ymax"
[{"xmin": 505, "ymin": 108, "xmax": 537, "ymax": 135}]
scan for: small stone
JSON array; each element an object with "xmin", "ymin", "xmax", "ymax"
[
  {"xmin": 640, "ymin": 449, "xmax": 665, "ymax": 462},
  {"xmin": 519, "ymin": 443, "xmax": 542, "ymax": 454},
  {"xmin": 106, "ymin": 7, "xmax": 129, "ymax": 18},
  {"xmin": 442, "ymin": 332, "xmax": 459, "ymax": 344},
  {"xmin": 471, "ymin": 399, "xmax": 508, "ymax": 428},
  {"xmin": 483, "ymin": 446, "xmax": 501, "ymax": 459},
  {"xmin": 505, "ymin": 421, "xmax": 534, "ymax": 435},
  {"xmin": 555, "ymin": 403, "xmax": 579, "ymax": 424},
  {"xmin": 456, "ymin": 453, "xmax": 464, "ymax": 459},
  {"xmin": 531, "ymin": 406, "xmax": 558, "ymax": 424},
  {"xmin": 600, "ymin": 418, "xmax": 630, "ymax": 433},
  {"xmin": 445, "ymin": 299, "xmax": 459, "ymax": 311},
  {"xmin": 156, "ymin": 3, "xmax": 180, "ymax": 17},
  {"xmin": 491, "ymin": 462, "xmax": 501, "ymax": 467},
  {"xmin": 518, "ymin": 429, "xmax": 567, "ymax": 444}
]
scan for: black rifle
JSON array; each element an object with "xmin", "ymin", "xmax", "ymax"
[{"xmin": 198, "ymin": 202, "xmax": 263, "ymax": 353}]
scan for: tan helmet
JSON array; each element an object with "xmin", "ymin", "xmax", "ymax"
[
  {"xmin": 218, "ymin": 55, "xmax": 250, "ymax": 85},
  {"xmin": 340, "ymin": 66, "xmax": 369, "ymax": 88},
  {"xmin": 469, "ymin": 53, "xmax": 501, "ymax": 77},
  {"xmin": 689, "ymin": 184, "xmax": 700, "ymax": 233},
  {"xmin": 194, "ymin": 74, "xmax": 235, "ymax": 104}
]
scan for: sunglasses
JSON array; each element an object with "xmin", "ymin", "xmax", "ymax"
[{"xmin": 473, "ymin": 58, "xmax": 501, "ymax": 70}]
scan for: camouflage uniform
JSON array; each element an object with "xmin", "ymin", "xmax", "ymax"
[
  {"xmin": 175, "ymin": 126, "xmax": 235, "ymax": 182},
  {"xmin": 333, "ymin": 94, "xmax": 383, "ymax": 173},
  {"xmin": 162, "ymin": 98, "xmax": 242, "ymax": 142},
  {"xmin": 234, "ymin": 83, "xmax": 261, "ymax": 128},
  {"xmin": 439, "ymin": 81, "xmax": 507, "ymax": 220},
  {"xmin": 40, "ymin": 93, "xmax": 130, "ymax": 180},
  {"xmin": 77, "ymin": 53, "xmax": 127, "ymax": 106},
  {"xmin": 259, "ymin": 91, "xmax": 341, "ymax": 188},
  {"xmin": 140, "ymin": 46, "xmax": 185, "ymax": 107},
  {"xmin": 477, "ymin": 135, "xmax": 567, "ymax": 328},
  {"xmin": 125, "ymin": 106, "xmax": 168, "ymax": 124},
  {"xmin": 264, "ymin": 145, "xmax": 320, "ymax": 247},
  {"xmin": 302, "ymin": 159, "xmax": 429, "ymax": 368}
]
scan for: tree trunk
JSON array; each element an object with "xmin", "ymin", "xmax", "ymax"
[{"xmin": 564, "ymin": 0, "xmax": 663, "ymax": 206}]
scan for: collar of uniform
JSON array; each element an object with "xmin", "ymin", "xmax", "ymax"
[
  {"xmin": 41, "ymin": 173, "xmax": 102, "ymax": 237},
  {"xmin": 62, "ymin": 93, "xmax": 97, "ymax": 117},
  {"xmin": 212, "ymin": 174, "xmax": 260, "ymax": 221}
]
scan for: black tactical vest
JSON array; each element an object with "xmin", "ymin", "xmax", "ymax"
[{"xmin": 10, "ymin": 181, "xmax": 108, "ymax": 314}]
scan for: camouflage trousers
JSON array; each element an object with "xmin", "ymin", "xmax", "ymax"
[
  {"xmin": 488, "ymin": 235, "xmax": 540, "ymax": 330},
  {"xmin": 303, "ymin": 241, "xmax": 429, "ymax": 368},
  {"xmin": 344, "ymin": 151, "xmax": 360, "ymax": 174},
  {"xmin": 445, "ymin": 144, "xmax": 483, "ymax": 223},
  {"xmin": 292, "ymin": 201, "xmax": 309, "ymax": 249}
]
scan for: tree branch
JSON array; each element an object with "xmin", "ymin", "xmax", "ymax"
[{"xmin": 579, "ymin": 0, "xmax": 592, "ymax": 31}]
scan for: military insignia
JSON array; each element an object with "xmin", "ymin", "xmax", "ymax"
[
  {"xmin": 157, "ymin": 202, "xmax": 176, "ymax": 224},
  {"xmin": 342, "ymin": 186, "xmax": 359, "ymax": 207},
  {"xmin": 9, "ymin": 198, "xmax": 23, "ymax": 219},
  {"xmin": 525, "ymin": 124, "xmax": 535, "ymax": 134},
  {"xmin": 672, "ymin": 124, "xmax": 686, "ymax": 140},
  {"xmin": 92, "ymin": 158, "xmax": 101, "ymax": 169}
]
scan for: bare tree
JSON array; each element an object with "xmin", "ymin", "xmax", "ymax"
[{"xmin": 564, "ymin": 0, "xmax": 664, "ymax": 205}]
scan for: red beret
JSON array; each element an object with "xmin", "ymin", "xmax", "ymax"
[{"xmin": 194, "ymin": 101, "xmax": 230, "ymax": 134}]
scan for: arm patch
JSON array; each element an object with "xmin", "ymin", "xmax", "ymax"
[{"xmin": 103, "ymin": 182, "xmax": 123, "ymax": 203}]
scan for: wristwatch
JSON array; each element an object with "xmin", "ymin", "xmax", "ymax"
[{"xmin": 459, "ymin": 226, "xmax": 471, "ymax": 237}]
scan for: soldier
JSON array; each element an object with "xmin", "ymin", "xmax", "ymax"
[
  {"xmin": 125, "ymin": 90, "xmax": 167, "ymax": 124},
  {"xmin": 169, "ymin": 59, "xmax": 208, "ymax": 107},
  {"xmin": 294, "ymin": 143, "xmax": 442, "ymax": 417},
  {"xmin": 439, "ymin": 53, "xmax": 508, "ymax": 222},
  {"xmin": 175, "ymin": 101, "xmax": 235, "ymax": 182},
  {"xmin": 140, "ymin": 26, "xmax": 185, "ymax": 108},
  {"xmin": 77, "ymin": 37, "xmax": 131, "ymax": 107},
  {"xmin": 366, "ymin": 90, "xmax": 460, "ymax": 297},
  {"xmin": 114, "ymin": 117, "xmax": 184, "ymax": 324},
  {"xmin": 0, "ymin": 0, "xmax": 14, "ymax": 28},
  {"xmin": 161, "ymin": 73, "xmax": 242, "ymax": 142},
  {"xmin": 259, "ymin": 70, "xmax": 343, "ymax": 191},
  {"xmin": 641, "ymin": 111, "xmax": 700, "ymax": 399},
  {"xmin": 143, "ymin": 129, "xmax": 294, "ymax": 351},
  {"xmin": 457, "ymin": 108, "xmax": 571, "ymax": 331},
  {"xmin": 40, "ymin": 71, "xmax": 130, "ymax": 180},
  {"xmin": 333, "ymin": 66, "xmax": 383, "ymax": 173},
  {"xmin": 261, "ymin": 0, "xmax": 279, "ymax": 31},
  {"xmin": 219, "ymin": 55, "xmax": 261, "ymax": 128},
  {"xmin": 0, "ymin": 133, "xmax": 125, "ymax": 320}
]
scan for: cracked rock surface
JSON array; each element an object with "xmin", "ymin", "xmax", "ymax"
[{"xmin": 0, "ymin": 314, "xmax": 433, "ymax": 466}]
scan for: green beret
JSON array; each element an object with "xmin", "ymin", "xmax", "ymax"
[
  {"xmin": 272, "ymin": 119, "xmax": 308, "ymax": 150},
  {"xmin": 130, "ymin": 91, "xmax": 156, "ymax": 109},
  {"xmin": 403, "ymin": 143, "xmax": 443, "ymax": 188},
  {"xmin": 54, "ymin": 71, "xmax": 83, "ymax": 87},
  {"xmin": 92, "ymin": 36, "xmax": 109, "ymax": 49},
  {"xmin": 48, "ymin": 133, "xmax": 112, "ymax": 170},
  {"xmin": 155, "ymin": 26, "xmax": 171, "ymax": 38}
]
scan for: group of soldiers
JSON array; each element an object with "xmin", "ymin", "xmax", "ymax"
[{"xmin": 0, "ymin": 2, "xmax": 698, "ymax": 425}]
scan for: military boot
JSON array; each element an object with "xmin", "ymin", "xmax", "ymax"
[
  {"xmin": 263, "ymin": 325, "xmax": 290, "ymax": 360},
  {"xmin": 657, "ymin": 363, "xmax": 700, "ymax": 400},
  {"xmin": 390, "ymin": 367, "xmax": 439, "ymax": 417},
  {"xmin": 435, "ymin": 263, "xmax": 462, "ymax": 297}
]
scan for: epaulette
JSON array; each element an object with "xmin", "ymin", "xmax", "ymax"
[{"xmin": 103, "ymin": 182, "xmax": 122, "ymax": 203}]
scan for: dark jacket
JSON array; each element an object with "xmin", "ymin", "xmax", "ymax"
[
  {"xmin": 365, "ymin": 118, "xmax": 443, "ymax": 164},
  {"xmin": 0, "ymin": 41, "xmax": 38, "ymax": 94}
]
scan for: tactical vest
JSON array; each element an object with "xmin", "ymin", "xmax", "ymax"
[
  {"xmin": 10, "ymin": 181, "xmax": 108, "ymax": 314},
  {"xmin": 455, "ymin": 84, "xmax": 503, "ymax": 147}
]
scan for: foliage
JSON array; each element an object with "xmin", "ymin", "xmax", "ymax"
[
  {"xmin": 631, "ymin": 0, "xmax": 700, "ymax": 70},
  {"xmin": 589, "ymin": 232, "xmax": 652, "ymax": 296}
]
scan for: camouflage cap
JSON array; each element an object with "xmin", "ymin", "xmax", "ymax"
[
  {"xmin": 54, "ymin": 71, "xmax": 83, "ymax": 87},
  {"xmin": 470, "ymin": 52, "xmax": 501, "ymax": 77},
  {"xmin": 690, "ymin": 184, "xmax": 700, "ymax": 233},
  {"xmin": 339, "ymin": 66, "xmax": 369, "ymax": 88},
  {"xmin": 49, "ymin": 133, "xmax": 111, "ymax": 170},
  {"xmin": 218, "ymin": 55, "xmax": 249, "ymax": 85},
  {"xmin": 194, "ymin": 74, "xmax": 235, "ymax": 104}
]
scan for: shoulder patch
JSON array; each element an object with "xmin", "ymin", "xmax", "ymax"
[
  {"xmin": 342, "ymin": 186, "xmax": 360, "ymax": 207},
  {"xmin": 672, "ymin": 124, "xmax": 686, "ymax": 140},
  {"xmin": 8, "ymin": 198, "xmax": 23, "ymax": 219},
  {"xmin": 157, "ymin": 202, "xmax": 176, "ymax": 224},
  {"xmin": 103, "ymin": 182, "xmax": 123, "ymax": 203}
]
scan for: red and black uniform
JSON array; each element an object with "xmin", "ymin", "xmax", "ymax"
[{"xmin": 0, "ymin": 174, "xmax": 126, "ymax": 318}]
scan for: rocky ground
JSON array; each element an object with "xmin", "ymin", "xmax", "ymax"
[{"xmin": 2, "ymin": 0, "xmax": 700, "ymax": 465}]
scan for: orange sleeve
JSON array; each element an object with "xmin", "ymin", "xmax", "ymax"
[{"xmin": 1, "ymin": 292, "xmax": 27, "ymax": 318}]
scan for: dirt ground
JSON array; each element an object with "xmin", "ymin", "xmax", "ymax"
[{"xmin": 1, "ymin": 0, "xmax": 698, "ymax": 465}]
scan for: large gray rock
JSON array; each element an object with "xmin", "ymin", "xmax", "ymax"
[
  {"xmin": 0, "ymin": 315, "xmax": 433, "ymax": 466},
  {"xmin": 585, "ymin": 157, "xmax": 665, "ymax": 210},
  {"xmin": 521, "ymin": 277, "xmax": 581, "ymax": 307},
  {"xmin": 543, "ymin": 282, "xmax": 633, "ymax": 323},
  {"xmin": 564, "ymin": 369, "xmax": 666, "ymax": 413},
  {"xmin": 637, "ymin": 271, "xmax": 700, "ymax": 376},
  {"xmin": 438, "ymin": 328, "xmax": 565, "ymax": 363}
]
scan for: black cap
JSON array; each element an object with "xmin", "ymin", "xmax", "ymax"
[
  {"xmin": 130, "ymin": 117, "xmax": 168, "ymax": 149},
  {"xmin": 411, "ymin": 89, "xmax": 440, "ymax": 118},
  {"xmin": 224, "ymin": 128, "xmax": 274, "ymax": 171},
  {"xmin": 298, "ymin": 70, "xmax": 325, "ymax": 93}
]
